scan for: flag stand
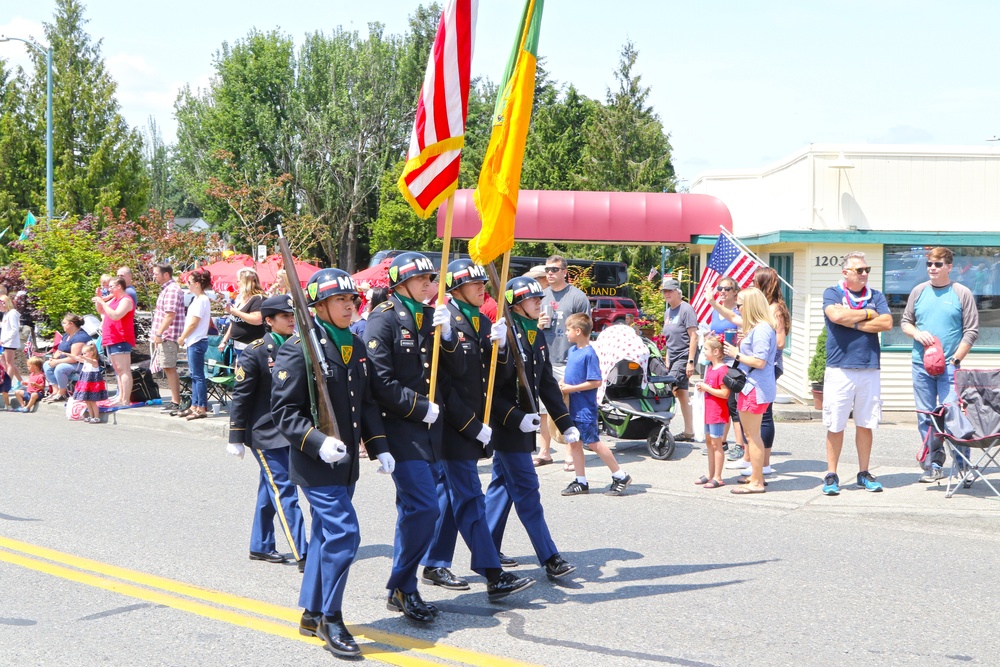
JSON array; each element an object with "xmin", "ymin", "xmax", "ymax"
[{"xmin": 427, "ymin": 195, "xmax": 455, "ymax": 404}]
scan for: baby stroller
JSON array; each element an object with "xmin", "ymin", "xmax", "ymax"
[{"xmin": 595, "ymin": 324, "xmax": 678, "ymax": 460}]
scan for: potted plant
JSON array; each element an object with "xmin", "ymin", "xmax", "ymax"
[{"xmin": 807, "ymin": 328, "xmax": 827, "ymax": 410}]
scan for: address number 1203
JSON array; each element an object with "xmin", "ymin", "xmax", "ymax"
[{"xmin": 814, "ymin": 255, "xmax": 846, "ymax": 267}]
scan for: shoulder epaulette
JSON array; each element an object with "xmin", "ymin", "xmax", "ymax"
[
  {"xmin": 249, "ymin": 339, "xmax": 265, "ymax": 349},
  {"xmin": 377, "ymin": 301, "xmax": 394, "ymax": 311}
]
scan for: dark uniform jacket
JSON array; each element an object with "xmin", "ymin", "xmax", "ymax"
[
  {"xmin": 441, "ymin": 300, "xmax": 509, "ymax": 460},
  {"xmin": 362, "ymin": 295, "xmax": 462, "ymax": 462},
  {"xmin": 491, "ymin": 316, "xmax": 574, "ymax": 454},
  {"xmin": 228, "ymin": 332, "xmax": 291, "ymax": 450},
  {"xmin": 271, "ymin": 319, "xmax": 388, "ymax": 488}
]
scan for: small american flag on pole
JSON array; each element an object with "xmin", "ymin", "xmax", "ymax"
[
  {"xmin": 690, "ymin": 233, "xmax": 762, "ymax": 324},
  {"xmin": 397, "ymin": 0, "xmax": 478, "ymax": 218}
]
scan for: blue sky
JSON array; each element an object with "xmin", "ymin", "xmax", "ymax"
[{"xmin": 2, "ymin": 1, "xmax": 998, "ymax": 183}]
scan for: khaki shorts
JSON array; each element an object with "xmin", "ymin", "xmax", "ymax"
[
  {"xmin": 156, "ymin": 340, "xmax": 180, "ymax": 369},
  {"xmin": 822, "ymin": 367, "xmax": 882, "ymax": 432}
]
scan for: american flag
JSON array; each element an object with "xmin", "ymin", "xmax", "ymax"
[
  {"xmin": 690, "ymin": 233, "xmax": 762, "ymax": 324},
  {"xmin": 397, "ymin": 0, "xmax": 478, "ymax": 219}
]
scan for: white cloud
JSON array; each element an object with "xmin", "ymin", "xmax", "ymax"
[{"xmin": 0, "ymin": 17, "xmax": 47, "ymax": 73}]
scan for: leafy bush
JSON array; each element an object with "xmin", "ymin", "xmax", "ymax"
[{"xmin": 808, "ymin": 327, "xmax": 828, "ymax": 384}]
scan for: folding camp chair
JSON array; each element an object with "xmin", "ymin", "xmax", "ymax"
[
  {"xmin": 922, "ymin": 368, "xmax": 1000, "ymax": 499},
  {"xmin": 204, "ymin": 335, "xmax": 236, "ymax": 406}
]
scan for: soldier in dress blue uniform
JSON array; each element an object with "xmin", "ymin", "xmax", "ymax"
[
  {"xmin": 227, "ymin": 295, "xmax": 307, "ymax": 570},
  {"xmin": 271, "ymin": 268, "xmax": 392, "ymax": 657},
  {"xmin": 484, "ymin": 276, "xmax": 580, "ymax": 581},
  {"xmin": 362, "ymin": 251, "xmax": 462, "ymax": 623},
  {"xmin": 420, "ymin": 259, "xmax": 536, "ymax": 602}
]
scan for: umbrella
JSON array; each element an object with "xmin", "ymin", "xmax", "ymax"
[{"xmin": 181, "ymin": 253, "xmax": 321, "ymax": 292}]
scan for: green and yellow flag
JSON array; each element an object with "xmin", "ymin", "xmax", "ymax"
[{"xmin": 468, "ymin": 0, "xmax": 544, "ymax": 265}]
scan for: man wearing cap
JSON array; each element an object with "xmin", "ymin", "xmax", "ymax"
[
  {"xmin": 271, "ymin": 268, "xmax": 391, "ymax": 657},
  {"xmin": 536, "ymin": 255, "xmax": 591, "ymax": 466},
  {"xmin": 661, "ymin": 277, "xmax": 699, "ymax": 441},
  {"xmin": 227, "ymin": 295, "xmax": 307, "ymax": 570},
  {"xmin": 485, "ymin": 275, "xmax": 579, "ymax": 583},
  {"xmin": 363, "ymin": 251, "xmax": 462, "ymax": 623},
  {"xmin": 900, "ymin": 246, "xmax": 979, "ymax": 483},
  {"xmin": 420, "ymin": 259, "xmax": 536, "ymax": 602}
]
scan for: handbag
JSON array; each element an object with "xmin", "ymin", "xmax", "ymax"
[{"xmin": 723, "ymin": 359, "xmax": 747, "ymax": 393}]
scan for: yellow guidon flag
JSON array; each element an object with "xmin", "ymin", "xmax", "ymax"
[{"xmin": 468, "ymin": 0, "xmax": 544, "ymax": 265}]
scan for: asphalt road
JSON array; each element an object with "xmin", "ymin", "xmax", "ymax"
[{"xmin": 2, "ymin": 406, "xmax": 999, "ymax": 666}]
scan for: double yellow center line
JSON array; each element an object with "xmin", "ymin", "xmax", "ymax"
[{"xmin": 0, "ymin": 536, "xmax": 540, "ymax": 667}]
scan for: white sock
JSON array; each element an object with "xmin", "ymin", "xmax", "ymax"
[
  {"xmin": 611, "ymin": 470, "xmax": 627, "ymax": 480},
  {"xmin": 576, "ymin": 476, "xmax": 588, "ymax": 485}
]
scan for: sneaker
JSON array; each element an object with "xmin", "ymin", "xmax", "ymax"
[
  {"xmin": 561, "ymin": 480, "xmax": 589, "ymax": 496},
  {"xmin": 740, "ymin": 465, "xmax": 775, "ymax": 475},
  {"xmin": 725, "ymin": 459, "xmax": 751, "ymax": 470},
  {"xmin": 159, "ymin": 401, "xmax": 179, "ymax": 413},
  {"xmin": 919, "ymin": 465, "xmax": 944, "ymax": 483},
  {"xmin": 13, "ymin": 407, "xmax": 28, "ymax": 413},
  {"xmin": 726, "ymin": 445, "xmax": 745, "ymax": 461},
  {"xmin": 606, "ymin": 474, "xmax": 632, "ymax": 496},
  {"xmin": 822, "ymin": 472, "xmax": 840, "ymax": 496},
  {"xmin": 857, "ymin": 471, "xmax": 883, "ymax": 492}
]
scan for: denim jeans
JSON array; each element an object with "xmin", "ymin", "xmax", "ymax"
[
  {"xmin": 43, "ymin": 360, "xmax": 81, "ymax": 389},
  {"xmin": 913, "ymin": 361, "xmax": 957, "ymax": 468},
  {"xmin": 187, "ymin": 338, "xmax": 208, "ymax": 408}
]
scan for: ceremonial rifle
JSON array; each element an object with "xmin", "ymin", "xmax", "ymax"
[
  {"xmin": 485, "ymin": 261, "xmax": 537, "ymax": 415},
  {"xmin": 276, "ymin": 226, "xmax": 340, "ymax": 441}
]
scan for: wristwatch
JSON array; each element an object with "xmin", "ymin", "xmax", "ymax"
[{"xmin": 950, "ymin": 357, "xmax": 961, "ymax": 367}]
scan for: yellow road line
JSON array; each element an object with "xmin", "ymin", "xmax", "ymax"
[
  {"xmin": 0, "ymin": 548, "xmax": 437, "ymax": 667},
  {"xmin": 0, "ymin": 536, "xmax": 543, "ymax": 667}
]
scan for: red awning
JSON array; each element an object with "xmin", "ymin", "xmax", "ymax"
[{"xmin": 438, "ymin": 189, "xmax": 732, "ymax": 245}]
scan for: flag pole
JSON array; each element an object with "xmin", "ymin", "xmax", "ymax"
[
  {"xmin": 483, "ymin": 250, "xmax": 513, "ymax": 423},
  {"xmin": 718, "ymin": 226, "xmax": 797, "ymax": 294},
  {"xmin": 428, "ymin": 195, "xmax": 455, "ymax": 404}
]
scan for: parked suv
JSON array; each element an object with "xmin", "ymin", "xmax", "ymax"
[{"xmin": 588, "ymin": 297, "xmax": 640, "ymax": 331}]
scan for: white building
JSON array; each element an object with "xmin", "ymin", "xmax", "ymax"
[{"xmin": 689, "ymin": 144, "xmax": 1000, "ymax": 410}]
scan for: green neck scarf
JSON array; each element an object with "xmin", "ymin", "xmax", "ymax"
[
  {"xmin": 270, "ymin": 332, "xmax": 289, "ymax": 347},
  {"xmin": 395, "ymin": 293, "xmax": 424, "ymax": 325},
  {"xmin": 317, "ymin": 317, "xmax": 353, "ymax": 357},
  {"xmin": 511, "ymin": 311, "xmax": 537, "ymax": 335},
  {"xmin": 453, "ymin": 298, "xmax": 481, "ymax": 331}
]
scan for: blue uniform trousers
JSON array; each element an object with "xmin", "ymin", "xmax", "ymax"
[
  {"xmin": 250, "ymin": 448, "xmax": 307, "ymax": 561},
  {"xmin": 484, "ymin": 450, "xmax": 558, "ymax": 565},
  {"xmin": 421, "ymin": 459, "xmax": 458, "ymax": 570},
  {"xmin": 438, "ymin": 458, "xmax": 502, "ymax": 576},
  {"xmin": 387, "ymin": 459, "xmax": 441, "ymax": 593},
  {"xmin": 298, "ymin": 484, "xmax": 358, "ymax": 615}
]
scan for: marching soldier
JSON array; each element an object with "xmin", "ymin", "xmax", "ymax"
[
  {"xmin": 363, "ymin": 251, "xmax": 461, "ymax": 623},
  {"xmin": 421, "ymin": 259, "xmax": 536, "ymax": 601},
  {"xmin": 271, "ymin": 268, "xmax": 392, "ymax": 657},
  {"xmin": 484, "ymin": 276, "xmax": 580, "ymax": 581},
  {"xmin": 227, "ymin": 295, "xmax": 307, "ymax": 570}
]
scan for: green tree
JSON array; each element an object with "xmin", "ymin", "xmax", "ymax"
[
  {"xmin": 0, "ymin": 61, "xmax": 44, "ymax": 231},
  {"xmin": 31, "ymin": 0, "xmax": 149, "ymax": 220},
  {"xmin": 370, "ymin": 160, "xmax": 441, "ymax": 254}
]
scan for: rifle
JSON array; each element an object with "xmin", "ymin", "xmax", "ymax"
[
  {"xmin": 485, "ymin": 261, "xmax": 537, "ymax": 415},
  {"xmin": 276, "ymin": 226, "xmax": 340, "ymax": 440}
]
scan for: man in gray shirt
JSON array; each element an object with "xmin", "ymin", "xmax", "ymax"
[{"xmin": 536, "ymin": 255, "xmax": 591, "ymax": 466}]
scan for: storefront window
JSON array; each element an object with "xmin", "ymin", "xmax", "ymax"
[{"xmin": 882, "ymin": 245, "xmax": 1000, "ymax": 349}]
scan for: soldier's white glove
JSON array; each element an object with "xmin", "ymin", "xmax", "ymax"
[
  {"xmin": 377, "ymin": 452, "xmax": 396, "ymax": 474},
  {"xmin": 519, "ymin": 413, "xmax": 542, "ymax": 433},
  {"xmin": 319, "ymin": 437, "xmax": 347, "ymax": 464},
  {"xmin": 476, "ymin": 424, "xmax": 493, "ymax": 445},
  {"xmin": 423, "ymin": 402, "xmax": 440, "ymax": 424},
  {"xmin": 432, "ymin": 304, "xmax": 453, "ymax": 341},
  {"xmin": 563, "ymin": 427, "xmax": 581, "ymax": 444},
  {"xmin": 489, "ymin": 317, "xmax": 508, "ymax": 349},
  {"xmin": 226, "ymin": 443, "xmax": 246, "ymax": 460}
]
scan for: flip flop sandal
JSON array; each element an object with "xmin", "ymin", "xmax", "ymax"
[
  {"xmin": 675, "ymin": 433, "xmax": 696, "ymax": 442},
  {"xmin": 730, "ymin": 486, "xmax": 766, "ymax": 495},
  {"xmin": 176, "ymin": 408, "xmax": 194, "ymax": 418},
  {"xmin": 186, "ymin": 411, "xmax": 207, "ymax": 420},
  {"xmin": 694, "ymin": 475, "xmax": 710, "ymax": 485},
  {"xmin": 737, "ymin": 477, "xmax": 768, "ymax": 486},
  {"xmin": 532, "ymin": 457, "xmax": 554, "ymax": 467},
  {"xmin": 703, "ymin": 479, "xmax": 725, "ymax": 489}
]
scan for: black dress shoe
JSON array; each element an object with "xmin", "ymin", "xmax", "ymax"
[
  {"xmin": 249, "ymin": 550, "xmax": 287, "ymax": 564},
  {"xmin": 499, "ymin": 553, "xmax": 518, "ymax": 568},
  {"xmin": 386, "ymin": 588, "xmax": 434, "ymax": 623},
  {"xmin": 299, "ymin": 610, "xmax": 321, "ymax": 637},
  {"xmin": 487, "ymin": 571, "xmax": 536, "ymax": 602},
  {"xmin": 297, "ymin": 557, "xmax": 306, "ymax": 573},
  {"xmin": 422, "ymin": 566, "xmax": 470, "ymax": 590},
  {"xmin": 317, "ymin": 612, "xmax": 361, "ymax": 657},
  {"xmin": 544, "ymin": 554, "xmax": 576, "ymax": 580},
  {"xmin": 414, "ymin": 589, "xmax": 439, "ymax": 617}
]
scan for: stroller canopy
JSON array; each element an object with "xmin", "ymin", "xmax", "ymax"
[{"xmin": 593, "ymin": 325, "xmax": 652, "ymax": 404}]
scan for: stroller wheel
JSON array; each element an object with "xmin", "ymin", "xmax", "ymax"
[{"xmin": 647, "ymin": 426, "xmax": 675, "ymax": 460}]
